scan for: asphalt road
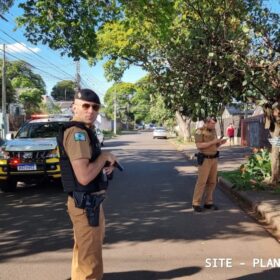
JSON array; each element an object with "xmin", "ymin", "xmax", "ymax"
[{"xmin": 0, "ymin": 131, "xmax": 279, "ymax": 280}]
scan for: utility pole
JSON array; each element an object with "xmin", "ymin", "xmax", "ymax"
[
  {"xmin": 2, "ymin": 44, "xmax": 7, "ymax": 138},
  {"xmin": 114, "ymin": 90, "xmax": 117, "ymax": 135},
  {"xmin": 75, "ymin": 60, "xmax": 81, "ymax": 92}
]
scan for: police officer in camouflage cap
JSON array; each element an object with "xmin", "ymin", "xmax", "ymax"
[{"xmin": 62, "ymin": 88, "xmax": 117, "ymax": 280}]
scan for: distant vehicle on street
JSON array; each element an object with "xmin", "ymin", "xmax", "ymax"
[
  {"xmin": 145, "ymin": 123, "xmax": 156, "ymax": 130},
  {"xmin": 153, "ymin": 127, "xmax": 168, "ymax": 139}
]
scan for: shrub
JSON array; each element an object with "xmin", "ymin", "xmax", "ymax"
[{"xmin": 240, "ymin": 148, "xmax": 271, "ymax": 183}]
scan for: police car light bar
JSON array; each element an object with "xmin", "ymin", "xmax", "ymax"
[{"xmin": 31, "ymin": 114, "xmax": 72, "ymax": 120}]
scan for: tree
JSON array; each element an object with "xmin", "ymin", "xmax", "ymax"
[
  {"xmin": 51, "ymin": 80, "xmax": 75, "ymax": 101},
  {"xmin": 16, "ymin": 0, "xmax": 119, "ymax": 60},
  {"xmin": 240, "ymin": 2, "xmax": 280, "ymax": 186},
  {"xmin": 6, "ymin": 60, "xmax": 46, "ymax": 93},
  {"xmin": 149, "ymin": 94, "xmax": 175, "ymax": 128},
  {"xmin": 18, "ymin": 88, "xmax": 43, "ymax": 117},
  {"xmin": 16, "ymin": 2, "xmax": 280, "ymax": 159},
  {"xmin": 0, "ymin": 0, "xmax": 14, "ymax": 14},
  {"xmin": 1, "ymin": 59, "xmax": 46, "ymax": 116},
  {"xmin": 131, "ymin": 76, "xmax": 156, "ymax": 124},
  {"xmin": 0, "ymin": 74, "xmax": 16, "ymax": 105},
  {"xmin": 16, "ymin": 1, "xmax": 277, "ymax": 117},
  {"xmin": 103, "ymin": 82, "xmax": 136, "ymax": 126}
]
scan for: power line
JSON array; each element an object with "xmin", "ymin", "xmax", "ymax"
[
  {"xmin": 0, "ymin": 29, "xmax": 76, "ymax": 81},
  {"xmin": 0, "ymin": 35, "xmax": 57, "ymax": 69},
  {"xmin": 0, "ymin": 21, "xmax": 101, "ymax": 93},
  {"xmin": 1, "ymin": 49, "xmax": 70, "ymax": 82}
]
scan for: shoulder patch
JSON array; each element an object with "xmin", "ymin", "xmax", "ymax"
[{"xmin": 74, "ymin": 132, "xmax": 86, "ymax": 141}]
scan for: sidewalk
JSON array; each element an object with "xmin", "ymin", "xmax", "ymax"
[{"xmin": 180, "ymin": 143, "xmax": 280, "ymax": 241}]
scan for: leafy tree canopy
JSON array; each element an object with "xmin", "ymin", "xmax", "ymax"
[
  {"xmin": 18, "ymin": 88, "xmax": 43, "ymax": 117},
  {"xmin": 16, "ymin": 0, "xmax": 119, "ymax": 60},
  {"xmin": 1, "ymin": 59, "xmax": 46, "ymax": 114},
  {"xmin": 6, "ymin": 60, "xmax": 46, "ymax": 93},
  {"xmin": 51, "ymin": 80, "xmax": 75, "ymax": 101},
  {"xmin": 15, "ymin": 0, "xmax": 280, "ymax": 119},
  {"xmin": 103, "ymin": 82, "xmax": 136, "ymax": 122},
  {"xmin": 0, "ymin": 0, "xmax": 14, "ymax": 14}
]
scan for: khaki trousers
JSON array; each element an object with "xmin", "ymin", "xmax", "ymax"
[
  {"xmin": 192, "ymin": 158, "xmax": 218, "ymax": 206},
  {"xmin": 67, "ymin": 196, "xmax": 105, "ymax": 280}
]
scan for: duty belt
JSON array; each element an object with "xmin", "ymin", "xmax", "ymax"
[{"xmin": 203, "ymin": 153, "xmax": 219, "ymax": 159}]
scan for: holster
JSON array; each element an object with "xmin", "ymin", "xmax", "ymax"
[
  {"xmin": 84, "ymin": 193, "xmax": 106, "ymax": 227},
  {"xmin": 72, "ymin": 191, "xmax": 105, "ymax": 227},
  {"xmin": 195, "ymin": 153, "xmax": 205, "ymax": 166},
  {"xmin": 73, "ymin": 191, "xmax": 87, "ymax": 209}
]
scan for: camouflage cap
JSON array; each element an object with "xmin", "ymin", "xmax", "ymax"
[{"xmin": 74, "ymin": 88, "xmax": 101, "ymax": 104}]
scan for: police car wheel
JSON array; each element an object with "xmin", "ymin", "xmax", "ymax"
[{"xmin": 0, "ymin": 179, "xmax": 17, "ymax": 192}]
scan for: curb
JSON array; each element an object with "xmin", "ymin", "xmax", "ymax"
[
  {"xmin": 218, "ymin": 177, "xmax": 280, "ymax": 242},
  {"xmin": 218, "ymin": 177, "xmax": 254, "ymax": 209}
]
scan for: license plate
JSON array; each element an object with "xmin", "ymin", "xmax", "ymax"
[{"xmin": 17, "ymin": 164, "xmax": 37, "ymax": 171}]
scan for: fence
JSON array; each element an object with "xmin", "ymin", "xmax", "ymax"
[{"xmin": 240, "ymin": 114, "xmax": 270, "ymax": 148}]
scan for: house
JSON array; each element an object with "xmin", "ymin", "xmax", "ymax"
[
  {"xmin": 95, "ymin": 113, "xmax": 113, "ymax": 131},
  {"xmin": 222, "ymin": 105, "xmax": 254, "ymax": 119},
  {"xmin": 219, "ymin": 105, "xmax": 255, "ymax": 145}
]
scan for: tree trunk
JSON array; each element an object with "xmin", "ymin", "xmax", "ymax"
[
  {"xmin": 175, "ymin": 111, "xmax": 191, "ymax": 141},
  {"xmin": 264, "ymin": 105, "xmax": 280, "ymax": 186},
  {"xmin": 270, "ymin": 124, "xmax": 280, "ymax": 186}
]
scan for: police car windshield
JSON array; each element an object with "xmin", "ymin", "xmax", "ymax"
[{"xmin": 16, "ymin": 122, "xmax": 67, "ymax": 138}]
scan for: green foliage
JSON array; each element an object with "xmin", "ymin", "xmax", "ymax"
[
  {"xmin": 51, "ymin": 80, "xmax": 75, "ymax": 101},
  {"xmin": 241, "ymin": 148, "xmax": 271, "ymax": 183},
  {"xmin": 96, "ymin": 0, "xmax": 255, "ymax": 119},
  {"xmin": 7, "ymin": 60, "xmax": 46, "ymax": 93},
  {"xmin": 220, "ymin": 148, "xmax": 272, "ymax": 191},
  {"xmin": 18, "ymin": 88, "xmax": 43, "ymax": 116},
  {"xmin": 0, "ymin": 59, "xmax": 46, "ymax": 105},
  {"xmin": 0, "ymin": 76, "xmax": 16, "ymax": 104},
  {"xmin": 103, "ymin": 82, "xmax": 136, "ymax": 124},
  {"xmin": 149, "ymin": 94, "xmax": 174, "ymax": 126},
  {"xmin": 132, "ymin": 76, "xmax": 157, "ymax": 123},
  {"xmin": 17, "ymin": 0, "xmax": 119, "ymax": 60},
  {"xmin": 219, "ymin": 170, "xmax": 259, "ymax": 191},
  {"xmin": 15, "ymin": 0, "xmax": 280, "ymax": 120},
  {"xmin": 0, "ymin": 0, "xmax": 14, "ymax": 13}
]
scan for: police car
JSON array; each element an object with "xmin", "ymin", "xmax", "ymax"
[
  {"xmin": 0, "ymin": 114, "xmax": 106, "ymax": 192},
  {"xmin": 0, "ymin": 115, "xmax": 71, "ymax": 192}
]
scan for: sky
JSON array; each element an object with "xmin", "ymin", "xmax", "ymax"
[{"xmin": 0, "ymin": 0, "xmax": 279, "ymax": 102}]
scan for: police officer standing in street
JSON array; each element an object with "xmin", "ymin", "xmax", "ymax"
[
  {"xmin": 58, "ymin": 88, "xmax": 117, "ymax": 280},
  {"xmin": 192, "ymin": 116, "xmax": 227, "ymax": 212}
]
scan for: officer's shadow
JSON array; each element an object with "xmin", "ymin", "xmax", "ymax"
[{"xmin": 103, "ymin": 266, "xmax": 201, "ymax": 280}]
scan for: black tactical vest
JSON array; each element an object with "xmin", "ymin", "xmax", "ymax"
[{"xmin": 57, "ymin": 121, "xmax": 107, "ymax": 193}]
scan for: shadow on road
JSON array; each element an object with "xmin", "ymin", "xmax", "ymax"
[
  {"xmin": 0, "ymin": 145, "xmax": 272, "ymax": 263},
  {"xmin": 103, "ymin": 266, "xmax": 202, "ymax": 280},
  {"xmin": 0, "ymin": 183, "xmax": 72, "ymax": 262},
  {"xmin": 104, "ymin": 148, "xmax": 270, "ymax": 245}
]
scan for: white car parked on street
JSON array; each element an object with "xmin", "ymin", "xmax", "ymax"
[{"xmin": 153, "ymin": 127, "xmax": 168, "ymax": 139}]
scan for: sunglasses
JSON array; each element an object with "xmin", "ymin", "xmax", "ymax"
[{"xmin": 81, "ymin": 103, "xmax": 100, "ymax": 111}]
